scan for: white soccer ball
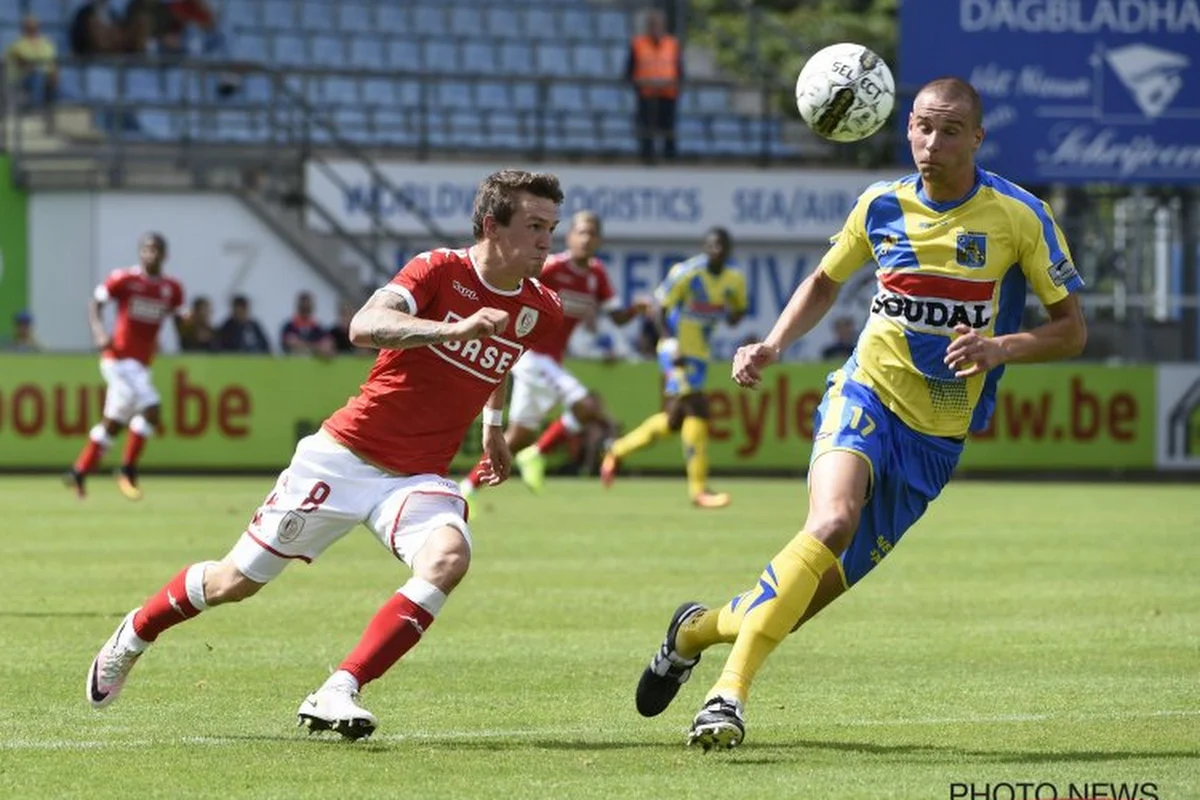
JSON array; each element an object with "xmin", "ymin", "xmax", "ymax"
[{"xmin": 794, "ymin": 43, "xmax": 895, "ymax": 143}]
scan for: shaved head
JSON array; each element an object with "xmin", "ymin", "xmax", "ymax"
[{"xmin": 915, "ymin": 77, "xmax": 983, "ymax": 128}]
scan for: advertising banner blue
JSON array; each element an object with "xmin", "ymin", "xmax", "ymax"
[{"xmin": 899, "ymin": 1, "xmax": 1200, "ymax": 184}]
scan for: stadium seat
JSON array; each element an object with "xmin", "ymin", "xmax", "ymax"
[
  {"xmin": 436, "ymin": 81, "xmax": 473, "ymax": 109},
  {"xmin": 561, "ymin": 10, "xmax": 592, "ymax": 38},
  {"xmin": 230, "ymin": 32, "xmax": 269, "ymax": 62},
  {"xmin": 535, "ymin": 43, "xmax": 570, "ymax": 77},
  {"xmin": 239, "ymin": 73, "xmax": 274, "ymax": 105},
  {"xmin": 263, "ymin": 0, "xmax": 298, "ymax": 30},
  {"xmin": 486, "ymin": 112, "xmax": 525, "ymax": 151},
  {"xmin": 412, "ymin": 6, "xmax": 444, "ymax": 36},
  {"xmin": 525, "ymin": 8, "xmax": 558, "ymax": 38},
  {"xmin": 573, "ymin": 45, "xmax": 610, "ymax": 78},
  {"xmin": 84, "ymin": 66, "xmax": 119, "ymax": 101},
  {"xmin": 376, "ymin": 4, "xmax": 407, "ymax": 33},
  {"xmin": 350, "ymin": 37, "xmax": 384, "ymax": 70},
  {"xmin": 474, "ymin": 81, "xmax": 510, "ymax": 111},
  {"xmin": 498, "ymin": 43, "xmax": 534, "ymax": 75},
  {"xmin": 596, "ymin": 10, "xmax": 629, "ymax": 41},
  {"xmin": 599, "ymin": 117, "xmax": 638, "ymax": 153},
  {"xmin": 322, "ymin": 76, "xmax": 359, "ymax": 105},
  {"xmin": 449, "ymin": 6, "xmax": 478, "ymax": 37},
  {"xmin": 55, "ymin": 65, "xmax": 82, "ymax": 100},
  {"xmin": 29, "ymin": 0, "xmax": 63, "ymax": 25},
  {"xmin": 387, "ymin": 40, "xmax": 421, "ymax": 72},
  {"xmin": 548, "ymin": 82, "xmax": 586, "ymax": 112},
  {"xmin": 361, "ymin": 77, "xmax": 394, "ymax": 106},
  {"xmin": 222, "ymin": 2, "xmax": 259, "ymax": 30},
  {"xmin": 373, "ymin": 109, "xmax": 421, "ymax": 147},
  {"xmin": 462, "ymin": 41, "xmax": 496, "ymax": 74},
  {"xmin": 273, "ymin": 34, "xmax": 308, "ymax": 67},
  {"xmin": 422, "ymin": 41, "xmax": 460, "ymax": 74},
  {"xmin": 311, "ymin": 35, "xmax": 345, "ymax": 67},
  {"xmin": 125, "ymin": 68, "xmax": 162, "ymax": 103},
  {"xmin": 300, "ymin": 1, "xmax": 334, "ymax": 32},
  {"xmin": 484, "ymin": 8, "xmax": 521, "ymax": 38},
  {"xmin": 333, "ymin": 108, "xmax": 372, "ymax": 144},
  {"xmin": 394, "ymin": 80, "xmax": 422, "ymax": 108},
  {"xmin": 510, "ymin": 81, "xmax": 540, "ymax": 111},
  {"xmin": 448, "ymin": 111, "xmax": 486, "ymax": 148},
  {"xmin": 0, "ymin": 4, "xmax": 21, "ymax": 24},
  {"xmin": 135, "ymin": 110, "xmax": 174, "ymax": 141},
  {"xmin": 337, "ymin": 3, "xmax": 373, "ymax": 33},
  {"xmin": 587, "ymin": 85, "xmax": 627, "ymax": 113}
]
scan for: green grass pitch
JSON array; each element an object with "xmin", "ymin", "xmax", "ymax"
[{"xmin": 1, "ymin": 475, "xmax": 1197, "ymax": 799}]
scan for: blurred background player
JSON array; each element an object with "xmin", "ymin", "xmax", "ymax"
[
  {"xmin": 458, "ymin": 211, "xmax": 646, "ymax": 499},
  {"xmin": 601, "ymin": 227, "xmax": 746, "ymax": 508},
  {"xmin": 84, "ymin": 170, "xmax": 564, "ymax": 740},
  {"xmin": 633, "ymin": 78, "xmax": 1088, "ymax": 750},
  {"xmin": 65, "ymin": 232, "xmax": 185, "ymax": 500}
]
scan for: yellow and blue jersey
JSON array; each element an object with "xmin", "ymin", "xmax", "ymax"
[
  {"xmin": 820, "ymin": 167, "xmax": 1084, "ymax": 439},
  {"xmin": 655, "ymin": 255, "xmax": 748, "ymax": 362}
]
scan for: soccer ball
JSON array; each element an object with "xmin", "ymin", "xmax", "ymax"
[{"xmin": 794, "ymin": 43, "xmax": 895, "ymax": 143}]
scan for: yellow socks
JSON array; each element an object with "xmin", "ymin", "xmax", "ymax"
[
  {"xmin": 708, "ymin": 532, "xmax": 836, "ymax": 704},
  {"xmin": 611, "ymin": 412, "xmax": 671, "ymax": 459},
  {"xmin": 681, "ymin": 416, "xmax": 709, "ymax": 499}
]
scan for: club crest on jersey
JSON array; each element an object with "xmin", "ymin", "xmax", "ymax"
[
  {"xmin": 515, "ymin": 306, "xmax": 539, "ymax": 337},
  {"xmin": 955, "ymin": 232, "xmax": 987, "ymax": 268}
]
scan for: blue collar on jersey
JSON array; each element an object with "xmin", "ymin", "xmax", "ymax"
[{"xmin": 914, "ymin": 166, "xmax": 986, "ymax": 213}]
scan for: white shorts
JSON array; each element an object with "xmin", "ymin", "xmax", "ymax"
[
  {"xmin": 100, "ymin": 358, "xmax": 160, "ymax": 422},
  {"xmin": 508, "ymin": 352, "xmax": 589, "ymax": 430},
  {"xmin": 228, "ymin": 431, "xmax": 472, "ymax": 583}
]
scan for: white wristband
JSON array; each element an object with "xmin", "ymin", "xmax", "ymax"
[{"xmin": 482, "ymin": 408, "xmax": 504, "ymax": 427}]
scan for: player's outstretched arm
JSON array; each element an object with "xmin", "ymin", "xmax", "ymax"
[
  {"xmin": 944, "ymin": 294, "xmax": 1086, "ymax": 378},
  {"xmin": 349, "ymin": 291, "xmax": 509, "ymax": 351}
]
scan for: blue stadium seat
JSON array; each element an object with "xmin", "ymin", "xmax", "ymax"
[
  {"xmin": 240, "ymin": 73, "xmax": 273, "ymax": 105},
  {"xmin": 29, "ymin": 0, "xmax": 63, "ymax": 25},
  {"xmin": 299, "ymin": 1, "xmax": 334, "ymax": 32},
  {"xmin": 394, "ymin": 80, "xmax": 422, "ymax": 107},
  {"xmin": 216, "ymin": 110, "xmax": 265, "ymax": 143},
  {"xmin": 422, "ymin": 41, "xmax": 460, "ymax": 74},
  {"xmin": 350, "ymin": 37, "xmax": 384, "ymax": 70},
  {"xmin": 311, "ymin": 34, "xmax": 345, "ymax": 66},
  {"xmin": 462, "ymin": 41, "xmax": 495, "ymax": 73},
  {"xmin": 436, "ymin": 81, "xmax": 473, "ymax": 109},
  {"xmin": 372, "ymin": 109, "xmax": 420, "ymax": 147},
  {"xmin": 0, "ymin": 24, "xmax": 17, "ymax": 51},
  {"xmin": 135, "ymin": 110, "xmax": 174, "ymax": 141},
  {"xmin": 685, "ymin": 87, "xmax": 730, "ymax": 114},
  {"xmin": 600, "ymin": 117, "xmax": 637, "ymax": 153},
  {"xmin": 510, "ymin": 81, "xmax": 539, "ymax": 111},
  {"xmin": 561, "ymin": 9, "xmax": 591, "ymax": 38},
  {"xmin": 387, "ymin": 40, "xmax": 421, "ymax": 72},
  {"xmin": 337, "ymin": 3, "xmax": 372, "ymax": 33},
  {"xmin": 474, "ymin": 81, "xmax": 510, "ymax": 111},
  {"xmin": 587, "ymin": 85, "xmax": 627, "ymax": 113},
  {"xmin": 560, "ymin": 115, "xmax": 598, "ymax": 149},
  {"xmin": 679, "ymin": 116, "xmax": 714, "ymax": 155},
  {"xmin": 273, "ymin": 34, "xmax": 308, "ymax": 66},
  {"xmin": 535, "ymin": 43, "xmax": 570, "ymax": 77},
  {"xmin": 573, "ymin": 44, "xmax": 610, "ymax": 78},
  {"xmin": 449, "ymin": 6, "xmax": 478, "ymax": 37},
  {"xmin": 0, "ymin": 3, "xmax": 22, "ymax": 24},
  {"xmin": 449, "ymin": 111, "xmax": 486, "ymax": 148},
  {"xmin": 230, "ymin": 32, "xmax": 269, "ymax": 62},
  {"xmin": 596, "ymin": 10, "xmax": 629, "ymax": 41},
  {"xmin": 548, "ymin": 82, "xmax": 585, "ymax": 112},
  {"xmin": 525, "ymin": 8, "xmax": 558, "ymax": 37},
  {"xmin": 485, "ymin": 8, "xmax": 521, "ymax": 38},
  {"xmin": 423, "ymin": 109, "xmax": 449, "ymax": 147},
  {"xmin": 498, "ymin": 43, "xmax": 533, "ymax": 75},
  {"xmin": 486, "ymin": 112, "xmax": 525, "ymax": 151},
  {"xmin": 376, "ymin": 4, "xmax": 407, "ymax": 33},
  {"xmin": 333, "ymin": 109, "xmax": 372, "ymax": 144},
  {"xmin": 362, "ymin": 77, "xmax": 394, "ymax": 106},
  {"xmin": 85, "ymin": 66, "xmax": 119, "ymax": 101},
  {"xmin": 323, "ymin": 76, "xmax": 359, "ymax": 105},
  {"xmin": 412, "ymin": 6, "xmax": 444, "ymax": 36},
  {"xmin": 125, "ymin": 68, "xmax": 162, "ymax": 103},
  {"xmin": 263, "ymin": 0, "xmax": 298, "ymax": 30},
  {"xmin": 608, "ymin": 43, "xmax": 629, "ymax": 74},
  {"xmin": 56, "ymin": 65, "xmax": 83, "ymax": 100},
  {"xmin": 222, "ymin": 2, "xmax": 259, "ymax": 30}
]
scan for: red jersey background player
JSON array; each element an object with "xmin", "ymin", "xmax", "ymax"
[
  {"xmin": 66, "ymin": 232, "xmax": 185, "ymax": 500},
  {"xmin": 84, "ymin": 170, "xmax": 565, "ymax": 741},
  {"xmin": 459, "ymin": 211, "xmax": 647, "ymax": 499}
]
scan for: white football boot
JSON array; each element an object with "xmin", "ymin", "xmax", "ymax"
[
  {"xmin": 297, "ymin": 681, "xmax": 378, "ymax": 741},
  {"xmin": 86, "ymin": 609, "xmax": 145, "ymax": 709}
]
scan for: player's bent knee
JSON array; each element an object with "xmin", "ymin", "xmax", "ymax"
[
  {"xmin": 803, "ymin": 504, "xmax": 861, "ymax": 553},
  {"xmin": 204, "ymin": 558, "xmax": 266, "ymax": 605},
  {"xmin": 411, "ymin": 525, "xmax": 472, "ymax": 593}
]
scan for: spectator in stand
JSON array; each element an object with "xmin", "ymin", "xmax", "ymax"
[
  {"xmin": 5, "ymin": 311, "xmax": 42, "ymax": 352},
  {"xmin": 626, "ymin": 8, "xmax": 682, "ymax": 163},
  {"xmin": 281, "ymin": 291, "xmax": 334, "ymax": 358},
  {"xmin": 5, "ymin": 16, "xmax": 58, "ymax": 108},
  {"xmin": 216, "ymin": 295, "xmax": 271, "ymax": 354},
  {"xmin": 820, "ymin": 315, "xmax": 859, "ymax": 362},
  {"xmin": 70, "ymin": 0, "xmax": 148, "ymax": 56},
  {"xmin": 178, "ymin": 296, "xmax": 217, "ymax": 352}
]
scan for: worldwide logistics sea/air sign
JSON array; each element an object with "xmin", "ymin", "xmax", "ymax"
[
  {"xmin": 898, "ymin": 0, "xmax": 1200, "ymax": 184},
  {"xmin": 303, "ymin": 161, "xmax": 897, "ymax": 242},
  {"xmin": 0, "ymin": 356, "xmax": 1164, "ymax": 473}
]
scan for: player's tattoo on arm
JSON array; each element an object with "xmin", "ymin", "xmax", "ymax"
[{"xmin": 353, "ymin": 290, "xmax": 453, "ymax": 350}]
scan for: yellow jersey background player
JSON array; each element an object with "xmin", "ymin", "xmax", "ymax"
[
  {"xmin": 601, "ymin": 227, "xmax": 747, "ymax": 508},
  {"xmin": 633, "ymin": 77, "xmax": 1088, "ymax": 749}
]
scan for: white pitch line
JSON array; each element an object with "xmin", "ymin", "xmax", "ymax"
[{"xmin": 3, "ymin": 709, "xmax": 1197, "ymax": 751}]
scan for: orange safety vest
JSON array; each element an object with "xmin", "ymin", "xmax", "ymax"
[{"xmin": 631, "ymin": 35, "xmax": 680, "ymax": 99}]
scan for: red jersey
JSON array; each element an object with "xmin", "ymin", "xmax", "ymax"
[
  {"xmin": 533, "ymin": 251, "xmax": 616, "ymax": 362},
  {"xmin": 323, "ymin": 248, "xmax": 564, "ymax": 476},
  {"xmin": 96, "ymin": 267, "xmax": 185, "ymax": 365}
]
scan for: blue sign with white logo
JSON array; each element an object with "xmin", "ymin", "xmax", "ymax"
[{"xmin": 899, "ymin": 0, "xmax": 1200, "ymax": 184}]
